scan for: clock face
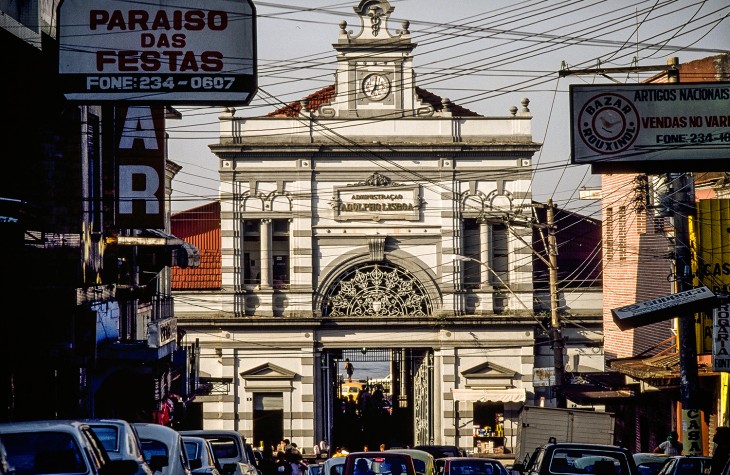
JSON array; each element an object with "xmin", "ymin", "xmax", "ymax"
[{"xmin": 362, "ymin": 74, "xmax": 390, "ymax": 101}]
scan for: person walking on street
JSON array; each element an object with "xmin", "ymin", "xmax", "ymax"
[
  {"xmin": 276, "ymin": 451, "xmax": 293, "ymax": 475},
  {"xmin": 710, "ymin": 427, "xmax": 730, "ymax": 475},
  {"xmin": 653, "ymin": 430, "xmax": 683, "ymax": 455},
  {"xmin": 345, "ymin": 358, "xmax": 354, "ymax": 382}
]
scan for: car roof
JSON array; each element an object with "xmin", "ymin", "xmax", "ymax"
[
  {"xmin": 0, "ymin": 420, "xmax": 91, "ymax": 432},
  {"xmin": 180, "ymin": 430, "xmax": 245, "ymax": 439},
  {"xmin": 542, "ymin": 442, "xmax": 628, "ymax": 450},
  {"xmin": 133, "ymin": 422, "xmax": 181, "ymax": 445},
  {"xmin": 183, "ymin": 435, "xmax": 209, "ymax": 444},
  {"xmin": 386, "ymin": 449, "xmax": 434, "ymax": 461}
]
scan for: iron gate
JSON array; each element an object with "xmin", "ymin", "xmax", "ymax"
[{"xmin": 411, "ymin": 349, "xmax": 433, "ymax": 445}]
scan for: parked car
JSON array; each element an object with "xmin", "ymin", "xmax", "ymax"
[
  {"xmin": 386, "ymin": 449, "xmax": 435, "ymax": 475},
  {"xmin": 183, "ymin": 435, "xmax": 223, "ymax": 475},
  {"xmin": 179, "ymin": 430, "xmax": 259, "ymax": 475},
  {"xmin": 0, "ymin": 438, "xmax": 12, "ymax": 475},
  {"xmin": 656, "ymin": 455, "xmax": 712, "ymax": 475},
  {"xmin": 342, "ymin": 452, "xmax": 417, "ymax": 475},
  {"xmin": 324, "ymin": 455, "xmax": 347, "ymax": 475},
  {"xmin": 0, "ymin": 419, "xmax": 138, "ymax": 475},
  {"xmin": 722, "ymin": 457, "xmax": 730, "ymax": 475},
  {"xmin": 633, "ymin": 453, "xmax": 668, "ymax": 475},
  {"xmin": 435, "ymin": 457, "xmax": 508, "ymax": 475},
  {"xmin": 511, "ymin": 440, "xmax": 639, "ymax": 474},
  {"xmin": 413, "ymin": 446, "xmax": 467, "ymax": 459},
  {"xmin": 133, "ymin": 422, "xmax": 192, "ymax": 475},
  {"xmin": 308, "ymin": 462, "xmax": 325, "ymax": 475},
  {"xmin": 85, "ymin": 418, "xmax": 155, "ymax": 475}
]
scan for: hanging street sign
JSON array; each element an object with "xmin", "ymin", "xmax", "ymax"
[
  {"xmin": 611, "ymin": 286, "xmax": 719, "ymax": 330},
  {"xmin": 58, "ymin": 0, "xmax": 257, "ymax": 105},
  {"xmin": 569, "ymin": 83, "xmax": 730, "ymax": 172}
]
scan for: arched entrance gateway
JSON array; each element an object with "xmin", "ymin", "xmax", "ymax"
[{"xmin": 318, "ymin": 262, "xmax": 435, "ymax": 450}]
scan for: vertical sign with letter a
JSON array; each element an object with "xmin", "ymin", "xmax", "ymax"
[{"xmin": 115, "ymin": 106, "xmax": 165, "ymax": 229}]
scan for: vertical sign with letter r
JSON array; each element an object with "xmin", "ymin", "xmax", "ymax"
[{"xmin": 115, "ymin": 106, "xmax": 165, "ymax": 229}]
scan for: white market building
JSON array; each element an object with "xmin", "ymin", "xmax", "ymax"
[{"xmin": 173, "ymin": 0, "xmax": 604, "ymax": 456}]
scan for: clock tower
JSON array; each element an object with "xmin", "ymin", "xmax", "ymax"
[{"xmin": 321, "ymin": 0, "xmax": 433, "ymax": 119}]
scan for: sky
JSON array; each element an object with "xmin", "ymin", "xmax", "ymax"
[{"xmin": 167, "ymin": 0, "xmax": 729, "ymax": 220}]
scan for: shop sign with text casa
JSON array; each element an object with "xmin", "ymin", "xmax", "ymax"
[
  {"xmin": 570, "ymin": 83, "xmax": 730, "ymax": 171},
  {"xmin": 682, "ymin": 408, "xmax": 703, "ymax": 455},
  {"xmin": 58, "ymin": 0, "xmax": 257, "ymax": 104},
  {"xmin": 694, "ymin": 199, "xmax": 730, "ymax": 353},
  {"xmin": 115, "ymin": 106, "xmax": 165, "ymax": 229}
]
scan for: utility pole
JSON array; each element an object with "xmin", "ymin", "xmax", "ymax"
[
  {"xmin": 547, "ymin": 199, "xmax": 566, "ymax": 408},
  {"xmin": 665, "ymin": 59, "xmax": 703, "ymax": 455},
  {"xmin": 511, "ymin": 202, "xmax": 565, "ymax": 407},
  {"xmin": 561, "ymin": 57, "xmax": 702, "ymax": 453}
]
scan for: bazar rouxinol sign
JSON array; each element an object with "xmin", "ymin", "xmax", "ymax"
[
  {"xmin": 570, "ymin": 83, "xmax": 730, "ymax": 170},
  {"xmin": 58, "ymin": 0, "xmax": 257, "ymax": 104}
]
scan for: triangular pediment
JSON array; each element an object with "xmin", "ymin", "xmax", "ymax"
[
  {"xmin": 461, "ymin": 361, "xmax": 517, "ymax": 379},
  {"xmin": 240, "ymin": 363, "xmax": 296, "ymax": 380}
]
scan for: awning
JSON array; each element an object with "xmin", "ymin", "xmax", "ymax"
[
  {"xmin": 608, "ymin": 352, "xmax": 718, "ymax": 387},
  {"xmin": 451, "ymin": 388, "xmax": 526, "ymax": 403},
  {"xmin": 107, "ymin": 229, "xmax": 200, "ymax": 268},
  {"xmin": 560, "ymin": 386, "xmax": 636, "ymax": 404}
]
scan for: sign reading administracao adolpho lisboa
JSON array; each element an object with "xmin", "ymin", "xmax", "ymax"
[
  {"xmin": 333, "ymin": 172, "xmax": 421, "ymax": 222},
  {"xmin": 569, "ymin": 83, "xmax": 730, "ymax": 169}
]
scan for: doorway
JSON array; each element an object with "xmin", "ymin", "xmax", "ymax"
[
  {"xmin": 323, "ymin": 348, "xmax": 432, "ymax": 451},
  {"xmin": 253, "ymin": 392, "xmax": 284, "ymax": 450}
]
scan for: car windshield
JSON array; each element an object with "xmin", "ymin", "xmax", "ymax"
[
  {"xmin": 208, "ymin": 437, "xmax": 240, "ymax": 459},
  {"xmin": 549, "ymin": 448, "xmax": 631, "ymax": 475},
  {"xmin": 88, "ymin": 425, "xmax": 120, "ymax": 453},
  {"xmin": 184, "ymin": 441, "xmax": 202, "ymax": 460},
  {"xmin": 140, "ymin": 439, "xmax": 169, "ymax": 462},
  {"xmin": 449, "ymin": 460, "xmax": 504, "ymax": 475},
  {"xmin": 2, "ymin": 431, "xmax": 86, "ymax": 474},
  {"xmin": 354, "ymin": 456, "xmax": 411, "ymax": 475}
]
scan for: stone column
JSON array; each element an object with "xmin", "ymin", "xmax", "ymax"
[
  {"xmin": 479, "ymin": 218, "xmax": 489, "ymax": 288},
  {"xmin": 260, "ymin": 218, "xmax": 272, "ymax": 288}
]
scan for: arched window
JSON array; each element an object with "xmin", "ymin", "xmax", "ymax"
[{"xmin": 322, "ymin": 263, "xmax": 432, "ymax": 317}]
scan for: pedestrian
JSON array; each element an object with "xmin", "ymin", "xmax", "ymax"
[
  {"xmin": 318, "ymin": 439, "xmax": 330, "ymax": 457},
  {"xmin": 379, "ymin": 443, "xmax": 386, "ymax": 452},
  {"xmin": 275, "ymin": 451, "xmax": 293, "ymax": 475},
  {"xmin": 287, "ymin": 448, "xmax": 307, "ymax": 475},
  {"xmin": 710, "ymin": 426, "xmax": 730, "ymax": 475},
  {"xmin": 260, "ymin": 445, "xmax": 278, "ymax": 475},
  {"xmin": 345, "ymin": 358, "xmax": 354, "ymax": 382},
  {"xmin": 653, "ymin": 430, "xmax": 683, "ymax": 455}
]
